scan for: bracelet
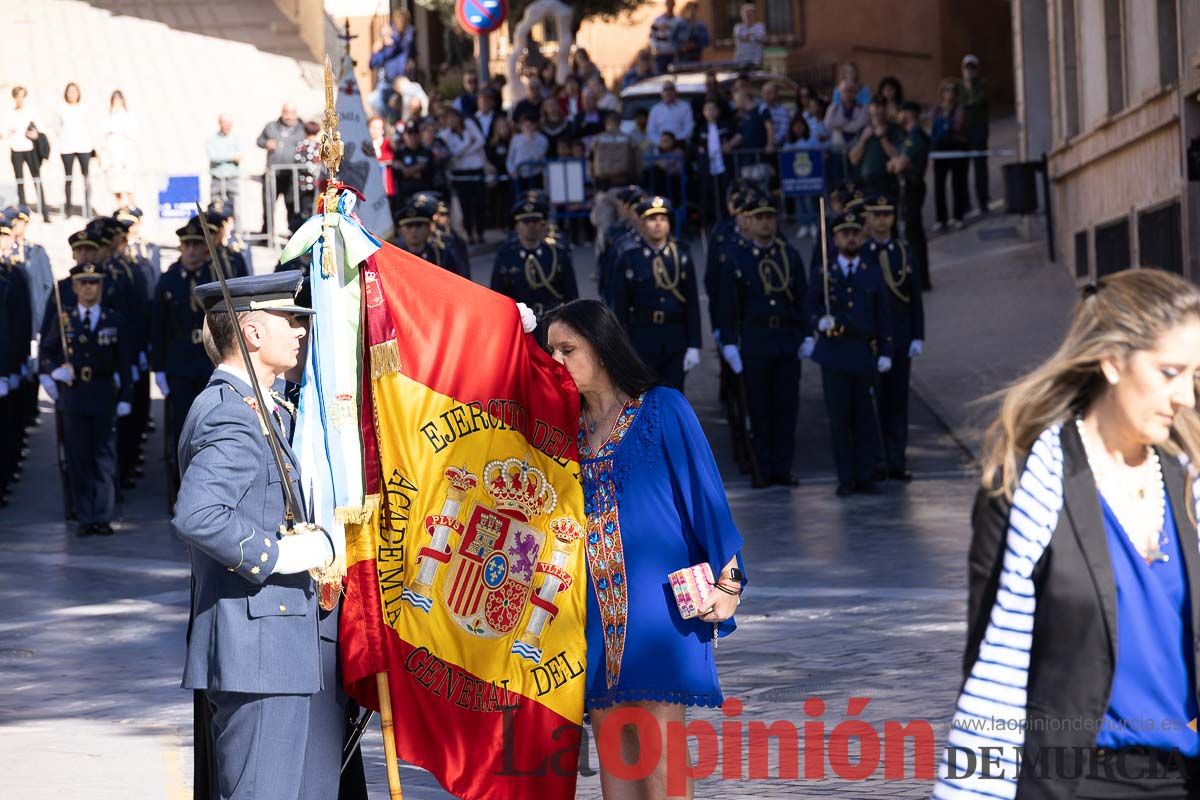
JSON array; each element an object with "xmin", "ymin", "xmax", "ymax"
[{"xmin": 713, "ymin": 581, "xmax": 742, "ymax": 596}]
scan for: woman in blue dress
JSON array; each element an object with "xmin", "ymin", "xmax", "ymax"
[{"xmin": 543, "ymin": 299, "xmax": 746, "ymax": 799}]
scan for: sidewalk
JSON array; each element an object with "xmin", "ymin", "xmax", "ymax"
[{"xmin": 913, "ymin": 213, "xmax": 1076, "ymax": 456}]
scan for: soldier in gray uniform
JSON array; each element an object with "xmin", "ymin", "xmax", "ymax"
[{"xmin": 172, "ymin": 271, "xmax": 351, "ymax": 800}]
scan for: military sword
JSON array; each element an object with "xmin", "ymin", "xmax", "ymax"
[
  {"xmin": 341, "ymin": 709, "xmax": 375, "ymax": 774},
  {"xmin": 50, "ymin": 278, "xmax": 73, "ymax": 383},
  {"xmin": 818, "ymin": 196, "xmax": 834, "ymax": 333},
  {"xmin": 194, "ymin": 202, "xmax": 304, "ymax": 527}
]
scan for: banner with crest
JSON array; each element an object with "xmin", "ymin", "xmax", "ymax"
[{"xmin": 340, "ymin": 240, "xmax": 586, "ymax": 800}]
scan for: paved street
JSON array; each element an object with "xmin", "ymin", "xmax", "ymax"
[{"xmin": 0, "ymin": 216, "xmax": 1072, "ymax": 798}]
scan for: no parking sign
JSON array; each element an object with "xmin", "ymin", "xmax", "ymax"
[{"xmin": 456, "ymin": 0, "xmax": 507, "ymax": 35}]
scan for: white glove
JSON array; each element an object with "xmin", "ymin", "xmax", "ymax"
[
  {"xmin": 516, "ymin": 302, "xmax": 537, "ymax": 334},
  {"xmin": 38, "ymin": 375, "xmax": 57, "ymax": 400},
  {"xmin": 682, "ymin": 347, "xmax": 701, "ymax": 372},
  {"xmin": 908, "ymin": 339, "xmax": 923, "ymax": 358},
  {"xmin": 116, "ymin": 401, "xmax": 132, "ymax": 417},
  {"xmin": 30, "ymin": 338, "xmax": 38, "ymax": 360},
  {"xmin": 138, "ymin": 351, "xmax": 148, "ymax": 371},
  {"xmin": 817, "ymin": 316, "xmax": 835, "ymax": 333},
  {"xmin": 721, "ymin": 344, "xmax": 743, "ymax": 375},
  {"xmin": 50, "ymin": 366, "xmax": 73, "ymax": 384},
  {"xmin": 878, "ymin": 356, "xmax": 893, "ymax": 373},
  {"xmin": 155, "ymin": 373, "xmax": 170, "ymax": 397},
  {"xmin": 7, "ymin": 374, "xmax": 18, "ymax": 390},
  {"xmin": 799, "ymin": 337, "xmax": 815, "ymax": 359},
  {"xmin": 0, "ymin": 381, "xmax": 8, "ymax": 399},
  {"xmin": 272, "ymin": 528, "xmax": 336, "ymax": 574}
]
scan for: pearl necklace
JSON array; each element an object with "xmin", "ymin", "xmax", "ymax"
[{"xmin": 1075, "ymin": 419, "xmax": 1168, "ymax": 563}]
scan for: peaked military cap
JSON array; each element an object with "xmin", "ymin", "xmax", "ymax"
[
  {"xmin": 637, "ymin": 195, "xmax": 672, "ymax": 219},
  {"xmin": 194, "ymin": 271, "xmax": 314, "ymax": 316},
  {"xmin": 743, "ymin": 192, "xmax": 777, "ymax": 216},
  {"xmin": 512, "ymin": 195, "xmax": 548, "ymax": 222},
  {"xmin": 177, "ymin": 214, "xmax": 218, "ymax": 243},
  {"xmin": 69, "ymin": 263, "xmax": 104, "ymax": 279},
  {"xmin": 12, "ymin": 204, "xmax": 32, "ymax": 222},
  {"xmin": 85, "ymin": 218, "xmax": 115, "ymax": 245},
  {"xmin": 69, "ymin": 229, "xmax": 100, "ymax": 249},
  {"xmin": 863, "ymin": 193, "xmax": 896, "ymax": 213},
  {"xmin": 207, "ymin": 198, "xmax": 234, "ymax": 219},
  {"xmin": 831, "ymin": 212, "xmax": 864, "ymax": 233},
  {"xmin": 398, "ymin": 193, "xmax": 438, "ymax": 225}
]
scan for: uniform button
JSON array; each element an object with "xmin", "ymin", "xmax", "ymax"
[
  {"xmin": 848, "ymin": 302, "xmax": 854, "ymax": 308},
  {"xmin": 279, "ymin": 604, "xmax": 287, "ymax": 613}
]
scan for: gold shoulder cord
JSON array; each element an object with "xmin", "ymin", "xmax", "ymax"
[
  {"xmin": 524, "ymin": 246, "xmax": 563, "ymax": 301},
  {"xmin": 758, "ymin": 239, "xmax": 795, "ymax": 302},
  {"xmin": 652, "ymin": 242, "xmax": 687, "ymax": 303},
  {"xmin": 880, "ymin": 246, "xmax": 910, "ymax": 304}
]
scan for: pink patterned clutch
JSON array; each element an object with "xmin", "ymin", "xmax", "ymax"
[{"xmin": 668, "ymin": 563, "xmax": 715, "ymax": 620}]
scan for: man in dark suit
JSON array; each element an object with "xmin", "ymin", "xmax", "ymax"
[{"xmin": 803, "ymin": 212, "xmax": 894, "ymax": 496}]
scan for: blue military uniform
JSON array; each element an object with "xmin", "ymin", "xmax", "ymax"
[
  {"xmin": 490, "ymin": 196, "xmax": 579, "ymax": 318},
  {"xmin": 718, "ymin": 194, "xmax": 808, "ymax": 486},
  {"xmin": 398, "ymin": 193, "xmax": 467, "ymax": 277},
  {"xmin": 0, "ymin": 213, "xmax": 34, "ymax": 502},
  {"xmin": 606, "ymin": 196, "xmax": 702, "ymax": 391},
  {"xmin": 174, "ymin": 272, "xmax": 356, "ymax": 800},
  {"xmin": 39, "ymin": 261, "xmax": 134, "ymax": 534},
  {"xmin": 803, "ymin": 212, "xmax": 894, "ymax": 494},
  {"xmin": 152, "ymin": 215, "xmax": 219, "ymax": 504},
  {"xmin": 597, "ymin": 187, "xmax": 644, "ymax": 297},
  {"xmin": 117, "ymin": 207, "xmax": 163, "ymax": 300},
  {"xmin": 862, "ymin": 195, "xmax": 925, "ymax": 478},
  {"xmin": 432, "ymin": 196, "xmax": 471, "ymax": 277}
]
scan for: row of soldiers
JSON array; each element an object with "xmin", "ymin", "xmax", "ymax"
[
  {"xmin": 15, "ymin": 204, "xmax": 255, "ymax": 535},
  {"xmin": 584, "ymin": 180, "xmax": 925, "ymax": 494}
]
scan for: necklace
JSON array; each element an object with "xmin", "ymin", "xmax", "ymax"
[
  {"xmin": 586, "ymin": 395, "xmax": 625, "ymax": 437},
  {"xmin": 1074, "ymin": 418, "xmax": 1168, "ymax": 564}
]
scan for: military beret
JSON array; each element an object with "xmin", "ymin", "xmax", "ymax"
[{"xmin": 194, "ymin": 271, "xmax": 314, "ymax": 316}]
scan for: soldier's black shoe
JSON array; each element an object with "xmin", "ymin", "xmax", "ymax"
[
  {"xmin": 772, "ymin": 473, "xmax": 800, "ymax": 487},
  {"xmin": 835, "ymin": 482, "xmax": 855, "ymax": 497},
  {"xmin": 751, "ymin": 477, "xmax": 773, "ymax": 489},
  {"xmin": 856, "ymin": 481, "xmax": 883, "ymax": 495},
  {"xmin": 94, "ymin": 523, "xmax": 115, "ymax": 536},
  {"xmin": 888, "ymin": 468, "xmax": 914, "ymax": 482},
  {"xmin": 77, "ymin": 524, "xmax": 94, "ymax": 537}
]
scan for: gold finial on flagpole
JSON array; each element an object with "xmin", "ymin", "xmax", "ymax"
[{"xmin": 318, "ymin": 55, "xmax": 344, "ymax": 277}]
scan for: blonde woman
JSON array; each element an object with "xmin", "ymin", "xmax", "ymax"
[{"xmin": 936, "ymin": 269, "xmax": 1200, "ymax": 799}]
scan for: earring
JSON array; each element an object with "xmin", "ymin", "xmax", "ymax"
[{"xmin": 1106, "ymin": 373, "xmax": 1119, "ymax": 386}]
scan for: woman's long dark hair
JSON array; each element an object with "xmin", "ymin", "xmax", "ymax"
[{"xmin": 542, "ymin": 299, "xmax": 657, "ymax": 407}]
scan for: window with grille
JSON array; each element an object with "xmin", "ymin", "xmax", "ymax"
[
  {"xmin": 765, "ymin": 0, "xmax": 795, "ymax": 35},
  {"xmin": 1095, "ymin": 216, "xmax": 1131, "ymax": 276},
  {"xmin": 1138, "ymin": 201, "xmax": 1182, "ymax": 274}
]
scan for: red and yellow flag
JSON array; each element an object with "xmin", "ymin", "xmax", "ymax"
[{"xmin": 340, "ymin": 241, "xmax": 586, "ymax": 800}]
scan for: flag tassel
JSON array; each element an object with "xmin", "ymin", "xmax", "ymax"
[
  {"xmin": 377, "ymin": 671, "xmax": 404, "ymax": 799},
  {"xmin": 370, "ymin": 340, "xmax": 401, "ymax": 379}
]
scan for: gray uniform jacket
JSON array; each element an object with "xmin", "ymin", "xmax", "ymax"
[{"xmin": 172, "ymin": 369, "xmax": 322, "ymax": 695}]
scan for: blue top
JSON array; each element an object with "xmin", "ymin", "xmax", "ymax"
[
  {"xmin": 1097, "ymin": 489, "xmax": 1200, "ymax": 755},
  {"xmin": 579, "ymin": 387, "xmax": 745, "ymax": 709}
]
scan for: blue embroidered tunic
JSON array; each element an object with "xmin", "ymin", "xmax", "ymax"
[
  {"xmin": 1096, "ymin": 490, "xmax": 1200, "ymax": 755},
  {"xmin": 578, "ymin": 386, "xmax": 745, "ymax": 709}
]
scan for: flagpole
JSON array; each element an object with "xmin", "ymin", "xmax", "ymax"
[{"xmin": 376, "ymin": 671, "xmax": 404, "ymax": 799}]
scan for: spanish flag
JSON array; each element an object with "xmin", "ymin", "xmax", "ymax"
[{"xmin": 340, "ymin": 240, "xmax": 587, "ymax": 799}]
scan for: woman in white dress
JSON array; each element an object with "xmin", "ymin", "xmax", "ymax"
[
  {"xmin": 100, "ymin": 89, "xmax": 138, "ymax": 208},
  {"xmin": 56, "ymin": 82, "xmax": 94, "ymax": 217}
]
